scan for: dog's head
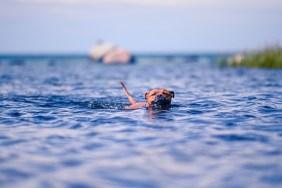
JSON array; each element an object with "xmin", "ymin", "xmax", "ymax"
[{"xmin": 145, "ymin": 89, "xmax": 174, "ymax": 108}]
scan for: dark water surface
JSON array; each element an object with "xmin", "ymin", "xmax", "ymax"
[{"xmin": 0, "ymin": 57, "xmax": 282, "ymax": 188}]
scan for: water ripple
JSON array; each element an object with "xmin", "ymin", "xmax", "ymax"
[{"xmin": 0, "ymin": 60, "xmax": 282, "ymax": 187}]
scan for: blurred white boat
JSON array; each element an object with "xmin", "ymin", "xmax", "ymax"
[{"xmin": 89, "ymin": 41, "xmax": 134, "ymax": 64}]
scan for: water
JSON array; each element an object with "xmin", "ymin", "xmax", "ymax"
[{"xmin": 0, "ymin": 56, "xmax": 282, "ymax": 188}]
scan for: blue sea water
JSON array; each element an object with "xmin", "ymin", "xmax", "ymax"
[{"xmin": 0, "ymin": 55, "xmax": 282, "ymax": 188}]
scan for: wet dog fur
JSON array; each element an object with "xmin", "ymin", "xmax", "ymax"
[{"xmin": 120, "ymin": 81, "xmax": 174, "ymax": 109}]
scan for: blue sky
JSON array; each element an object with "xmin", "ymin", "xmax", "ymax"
[{"xmin": 0, "ymin": 0, "xmax": 282, "ymax": 53}]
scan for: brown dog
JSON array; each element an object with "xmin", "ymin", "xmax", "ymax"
[{"xmin": 120, "ymin": 81, "xmax": 174, "ymax": 109}]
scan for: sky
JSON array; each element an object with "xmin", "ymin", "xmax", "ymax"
[{"xmin": 0, "ymin": 0, "xmax": 282, "ymax": 54}]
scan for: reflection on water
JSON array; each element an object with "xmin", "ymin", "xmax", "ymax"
[{"xmin": 0, "ymin": 57, "xmax": 282, "ymax": 187}]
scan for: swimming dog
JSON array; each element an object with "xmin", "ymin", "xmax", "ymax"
[{"xmin": 120, "ymin": 81, "xmax": 174, "ymax": 109}]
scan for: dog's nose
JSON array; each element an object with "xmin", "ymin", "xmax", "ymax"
[{"xmin": 157, "ymin": 94, "xmax": 165, "ymax": 100}]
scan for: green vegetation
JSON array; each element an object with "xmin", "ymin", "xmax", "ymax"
[{"xmin": 220, "ymin": 47, "xmax": 282, "ymax": 68}]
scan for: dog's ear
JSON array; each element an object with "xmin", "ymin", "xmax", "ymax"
[
  {"xmin": 144, "ymin": 92, "xmax": 149, "ymax": 99},
  {"xmin": 170, "ymin": 91, "xmax": 175, "ymax": 98}
]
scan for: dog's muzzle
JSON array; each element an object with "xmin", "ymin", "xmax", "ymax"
[{"xmin": 153, "ymin": 95, "xmax": 170, "ymax": 105}]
